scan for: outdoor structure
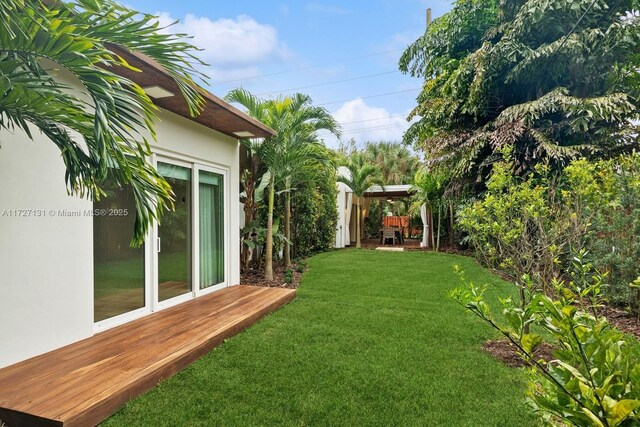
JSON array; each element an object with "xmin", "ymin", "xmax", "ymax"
[
  {"xmin": 0, "ymin": 49, "xmax": 276, "ymax": 370},
  {"xmin": 334, "ymin": 166, "xmax": 353, "ymax": 248},
  {"xmin": 334, "ymin": 168, "xmax": 428, "ymax": 248}
]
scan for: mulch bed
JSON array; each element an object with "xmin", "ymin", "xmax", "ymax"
[
  {"xmin": 598, "ymin": 305, "xmax": 640, "ymax": 338},
  {"xmin": 240, "ymin": 263, "xmax": 304, "ymax": 289},
  {"xmin": 483, "ymin": 339, "xmax": 556, "ymax": 368},
  {"xmin": 483, "ymin": 307, "xmax": 640, "ymax": 368}
]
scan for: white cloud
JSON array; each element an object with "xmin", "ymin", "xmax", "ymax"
[
  {"xmin": 155, "ymin": 12, "xmax": 291, "ymax": 85},
  {"xmin": 319, "ymin": 98, "xmax": 411, "ymax": 148}
]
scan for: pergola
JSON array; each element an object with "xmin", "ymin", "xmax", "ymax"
[{"xmin": 335, "ymin": 169, "xmax": 431, "ymax": 249}]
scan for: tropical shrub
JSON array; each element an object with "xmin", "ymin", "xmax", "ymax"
[
  {"xmin": 460, "ymin": 154, "xmax": 640, "ymax": 314},
  {"xmin": 283, "ymin": 268, "xmax": 293, "ymax": 284},
  {"xmin": 452, "ymin": 256, "xmax": 640, "ymax": 426},
  {"xmin": 291, "ymin": 177, "xmax": 338, "ymax": 258},
  {"xmin": 458, "ymin": 159, "xmax": 589, "ymax": 297},
  {"xmin": 586, "ymin": 155, "xmax": 640, "ymax": 314}
]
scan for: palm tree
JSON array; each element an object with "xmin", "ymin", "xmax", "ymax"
[
  {"xmin": 1, "ymin": 0, "xmax": 207, "ymax": 244},
  {"xmin": 409, "ymin": 169, "xmax": 446, "ymax": 251},
  {"xmin": 275, "ymin": 95, "xmax": 339, "ymax": 267},
  {"xmin": 225, "ymin": 89, "xmax": 339, "ymax": 278},
  {"xmin": 337, "ymin": 155, "xmax": 383, "ymax": 248}
]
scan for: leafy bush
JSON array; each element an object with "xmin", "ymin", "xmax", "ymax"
[
  {"xmin": 452, "ymin": 255, "xmax": 640, "ymax": 426},
  {"xmin": 283, "ymin": 268, "xmax": 293, "ymax": 284},
  {"xmin": 294, "ymin": 259, "xmax": 307, "ymax": 273},
  {"xmin": 459, "ymin": 155, "xmax": 640, "ymax": 314},
  {"xmin": 458, "ymin": 160, "xmax": 589, "ymax": 300},
  {"xmin": 585, "ymin": 155, "xmax": 640, "ymax": 315},
  {"xmin": 291, "ymin": 176, "xmax": 338, "ymax": 258}
]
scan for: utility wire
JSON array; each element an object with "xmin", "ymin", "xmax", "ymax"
[
  {"xmin": 341, "ymin": 123, "xmax": 410, "ymax": 134},
  {"xmin": 213, "ymin": 48, "xmax": 405, "ymax": 85},
  {"xmin": 255, "ymin": 70, "xmax": 399, "ymax": 96},
  {"xmin": 336, "ymin": 113, "xmax": 409, "ymax": 126},
  {"xmin": 555, "ymin": 0, "xmax": 600, "ymax": 53},
  {"xmin": 317, "ymin": 88, "xmax": 421, "ymax": 107}
]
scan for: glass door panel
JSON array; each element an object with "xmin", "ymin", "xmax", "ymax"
[
  {"xmin": 157, "ymin": 162, "xmax": 192, "ymax": 302},
  {"xmin": 94, "ymin": 183, "xmax": 145, "ymax": 322},
  {"xmin": 199, "ymin": 170, "xmax": 224, "ymax": 289}
]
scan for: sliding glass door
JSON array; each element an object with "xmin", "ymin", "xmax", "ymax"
[
  {"xmin": 157, "ymin": 161, "xmax": 192, "ymax": 303},
  {"xmin": 199, "ymin": 170, "xmax": 225, "ymax": 290},
  {"xmin": 94, "ymin": 156, "xmax": 227, "ymax": 327},
  {"xmin": 93, "ymin": 182, "xmax": 146, "ymax": 323}
]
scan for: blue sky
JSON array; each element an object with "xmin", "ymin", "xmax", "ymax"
[{"xmin": 127, "ymin": 1, "xmax": 455, "ymax": 148}]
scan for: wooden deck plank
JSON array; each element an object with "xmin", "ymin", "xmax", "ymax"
[
  {"xmin": 0, "ymin": 285, "xmax": 295, "ymax": 427},
  {"xmin": 0, "ymin": 285, "xmax": 250, "ymax": 383},
  {"xmin": 0, "ymin": 286, "xmax": 257, "ymax": 409}
]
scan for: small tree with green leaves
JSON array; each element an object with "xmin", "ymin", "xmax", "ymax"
[{"xmin": 452, "ymin": 253, "xmax": 640, "ymax": 426}]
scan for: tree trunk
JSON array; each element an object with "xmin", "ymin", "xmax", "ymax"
[
  {"xmin": 356, "ymin": 198, "xmax": 362, "ymax": 248},
  {"xmin": 449, "ymin": 202, "xmax": 455, "ymax": 246},
  {"xmin": 265, "ymin": 178, "xmax": 275, "ymax": 281},
  {"xmin": 284, "ymin": 178, "xmax": 292, "ymax": 268},
  {"xmin": 436, "ymin": 203, "xmax": 442, "ymax": 252}
]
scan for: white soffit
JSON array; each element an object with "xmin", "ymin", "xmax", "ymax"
[{"xmin": 142, "ymin": 85, "xmax": 174, "ymax": 99}]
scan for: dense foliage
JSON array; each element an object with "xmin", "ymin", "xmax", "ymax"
[
  {"xmin": 400, "ymin": 0, "xmax": 640, "ymax": 184},
  {"xmin": 459, "ymin": 154, "xmax": 640, "ymax": 315},
  {"xmin": 226, "ymin": 89, "xmax": 339, "ymax": 276},
  {"xmin": 453, "ymin": 256, "xmax": 640, "ymax": 426},
  {"xmin": 291, "ymin": 170, "xmax": 338, "ymax": 258},
  {"xmin": 0, "ymin": 0, "xmax": 207, "ymax": 243}
]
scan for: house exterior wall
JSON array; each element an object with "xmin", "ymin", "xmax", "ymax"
[
  {"xmin": 0, "ymin": 68, "xmax": 241, "ymax": 368},
  {"xmin": 0, "ymin": 130, "xmax": 94, "ymax": 368}
]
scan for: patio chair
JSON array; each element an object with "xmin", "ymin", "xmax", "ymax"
[{"xmin": 382, "ymin": 227, "xmax": 397, "ymax": 245}]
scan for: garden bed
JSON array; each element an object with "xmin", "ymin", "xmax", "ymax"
[{"xmin": 240, "ymin": 262, "xmax": 304, "ymax": 289}]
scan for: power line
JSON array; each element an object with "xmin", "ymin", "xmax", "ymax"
[
  {"xmin": 341, "ymin": 123, "xmax": 410, "ymax": 135},
  {"xmin": 336, "ymin": 113, "xmax": 409, "ymax": 126},
  {"xmin": 213, "ymin": 48, "xmax": 405, "ymax": 85},
  {"xmin": 556, "ymin": 0, "xmax": 600, "ymax": 53},
  {"xmin": 255, "ymin": 70, "xmax": 400, "ymax": 96},
  {"xmin": 318, "ymin": 122, "xmax": 409, "ymax": 136},
  {"xmin": 317, "ymin": 88, "xmax": 421, "ymax": 107}
]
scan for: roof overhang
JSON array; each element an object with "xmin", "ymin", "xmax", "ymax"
[
  {"xmin": 364, "ymin": 184, "xmax": 413, "ymax": 199},
  {"xmin": 107, "ymin": 44, "xmax": 275, "ymax": 139}
]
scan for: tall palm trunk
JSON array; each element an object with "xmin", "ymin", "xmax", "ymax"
[
  {"xmin": 436, "ymin": 202, "xmax": 442, "ymax": 252},
  {"xmin": 265, "ymin": 177, "xmax": 275, "ymax": 281},
  {"xmin": 449, "ymin": 202, "xmax": 455, "ymax": 246},
  {"xmin": 284, "ymin": 177, "xmax": 292, "ymax": 268},
  {"xmin": 356, "ymin": 198, "xmax": 362, "ymax": 248}
]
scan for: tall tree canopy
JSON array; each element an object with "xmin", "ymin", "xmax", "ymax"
[
  {"xmin": 0, "ymin": 0, "xmax": 207, "ymax": 243},
  {"xmin": 362, "ymin": 141, "xmax": 420, "ymax": 185},
  {"xmin": 400, "ymin": 0, "xmax": 640, "ymax": 182}
]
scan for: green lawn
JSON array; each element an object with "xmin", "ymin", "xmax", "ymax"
[{"xmin": 103, "ymin": 249, "xmax": 538, "ymax": 426}]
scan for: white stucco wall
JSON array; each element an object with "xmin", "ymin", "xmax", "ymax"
[
  {"xmin": 0, "ymin": 68, "xmax": 241, "ymax": 368},
  {"xmin": 0, "ymin": 128, "xmax": 94, "ymax": 368}
]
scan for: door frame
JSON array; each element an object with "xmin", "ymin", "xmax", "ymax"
[
  {"xmin": 193, "ymin": 163, "xmax": 229, "ymax": 297},
  {"xmin": 94, "ymin": 152, "xmax": 231, "ymax": 330}
]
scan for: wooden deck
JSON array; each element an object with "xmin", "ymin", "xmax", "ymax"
[{"xmin": 0, "ymin": 285, "xmax": 296, "ymax": 427}]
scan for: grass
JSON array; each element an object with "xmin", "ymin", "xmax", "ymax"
[{"xmin": 103, "ymin": 249, "xmax": 538, "ymax": 426}]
